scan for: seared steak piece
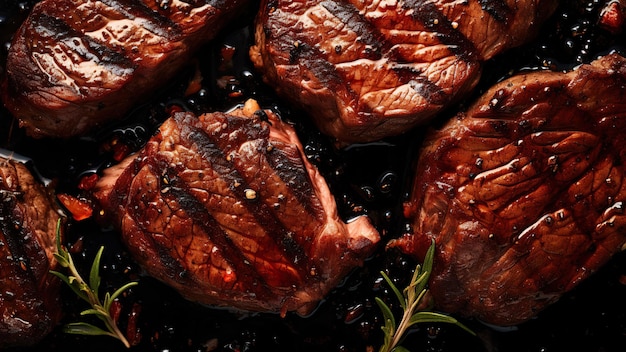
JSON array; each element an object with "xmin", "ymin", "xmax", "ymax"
[
  {"xmin": 2, "ymin": 0, "xmax": 249, "ymax": 138},
  {"xmin": 0, "ymin": 157, "xmax": 64, "ymax": 347},
  {"xmin": 250, "ymin": 0, "xmax": 559, "ymax": 144},
  {"xmin": 388, "ymin": 53, "xmax": 626, "ymax": 326},
  {"xmin": 94, "ymin": 100, "xmax": 380, "ymax": 315}
]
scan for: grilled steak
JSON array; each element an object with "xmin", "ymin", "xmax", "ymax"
[
  {"xmin": 2, "ymin": 0, "xmax": 249, "ymax": 138},
  {"xmin": 94, "ymin": 100, "xmax": 380, "ymax": 315},
  {"xmin": 0, "ymin": 157, "xmax": 64, "ymax": 347},
  {"xmin": 388, "ymin": 53, "xmax": 626, "ymax": 326},
  {"xmin": 250, "ymin": 0, "xmax": 559, "ymax": 144}
]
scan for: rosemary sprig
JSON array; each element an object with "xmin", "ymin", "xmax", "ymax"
[
  {"xmin": 376, "ymin": 241, "xmax": 475, "ymax": 352},
  {"xmin": 49, "ymin": 220, "xmax": 138, "ymax": 348}
]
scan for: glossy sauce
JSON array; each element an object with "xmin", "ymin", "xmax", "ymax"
[{"xmin": 1, "ymin": 1, "xmax": 626, "ymax": 351}]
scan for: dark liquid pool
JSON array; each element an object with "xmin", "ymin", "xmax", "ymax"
[{"xmin": 2, "ymin": 1, "xmax": 626, "ymax": 351}]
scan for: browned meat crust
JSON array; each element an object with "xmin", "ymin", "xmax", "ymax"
[
  {"xmin": 250, "ymin": 0, "xmax": 559, "ymax": 144},
  {"xmin": 2, "ymin": 0, "xmax": 249, "ymax": 138},
  {"xmin": 0, "ymin": 157, "xmax": 64, "ymax": 348},
  {"xmin": 94, "ymin": 100, "xmax": 380, "ymax": 316},
  {"xmin": 388, "ymin": 53, "xmax": 626, "ymax": 326}
]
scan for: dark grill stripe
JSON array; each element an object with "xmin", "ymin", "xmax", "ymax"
[
  {"xmin": 293, "ymin": 0, "xmax": 466, "ymax": 105},
  {"xmin": 121, "ymin": 159, "xmax": 190, "ymax": 283},
  {"xmin": 393, "ymin": 66, "xmax": 449, "ymax": 106},
  {"xmin": 478, "ymin": 0, "xmax": 513, "ymax": 24},
  {"xmin": 165, "ymin": 176, "xmax": 275, "ymax": 296},
  {"xmin": 99, "ymin": 0, "xmax": 181, "ymax": 39},
  {"xmin": 402, "ymin": 0, "xmax": 479, "ymax": 61},
  {"xmin": 123, "ymin": 155, "xmax": 273, "ymax": 296},
  {"xmin": 320, "ymin": 1, "xmax": 383, "ymax": 60},
  {"xmin": 264, "ymin": 145, "xmax": 325, "ymax": 220},
  {"xmin": 178, "ymin": 118, "xmax": 316, "ymax": 282},
  {"xmin": 35, "ymin": 13, "xmax": 137, "ymax": 75}
]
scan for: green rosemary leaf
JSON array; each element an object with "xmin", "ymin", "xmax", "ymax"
[
  {"xmin": 50, "ymin": 271, "xmax": 90, "ymax": 301},
  {"xmin": 50, "ymin": 220, "xmax": 136, "ymax": 348},
  {"xmin": 107, "ymin": 282, "xmax": 139, "ymax": 310},
  {"xmin": 391, "ymin": 346, "xmax": 411, "ymax": 352},
  {"xmin": 422, "ymin": 239, "xmax": 435, "ymax": 277},
  {"xmin": 408, "ymin": 312, "xmax": 475, "ymax": 335},
  {"xmin": 380, "ymin": 270, "xmax": 406, "ymax": 310},
  {"xmin": 415, "ymin": 240, "xmax": 436, "ymax": 293},
  {"xmin": 63, "ymin": 322, "xmax": 114, "ymax": 337},
  {"xmin": 376, "ymin": 240, "xmax": 474, "ymax": 352},
  {"xmin": 49, "ymin": 270, "xmax": 68, "ymax": 282},
  {"xmin": 79, "ymin": 308, "xmax": 109, "ymax": 319},
  {"xmin": 89, "ymin": 246, "xmax": 104, "ymax": 295},
  {"xmin": 375, "ymin": 297, "xmax": 396, "ymax": 330},
  {"xmin": 54, "ymin": 252, "xmax": 70, "ymax": 268}
]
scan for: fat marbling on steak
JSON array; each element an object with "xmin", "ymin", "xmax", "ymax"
[
  {"xmin": 2, "ymin": 0, "xmax": 249, "ymax": 138},
  {"xmin": 94, "ymin": 100, "xmax": 380, "ymax": 315},
  {"xmin": 388, "ymin": 53, "xmax": 626, "ymax": 326},
  {"xmin": 0, "ymin": 157, "xmax": 64, "ymax": 348},
  {"xmin": 250, "ymin": 0, "xmax": 559, "ymax": 144}
]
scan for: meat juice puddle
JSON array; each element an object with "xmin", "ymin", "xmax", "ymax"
[{"xmin": 1, "ymin": 1, "xmax": 626, "ymax": 352}]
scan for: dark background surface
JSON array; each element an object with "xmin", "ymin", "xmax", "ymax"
[{"xmin": 1, "ymin": 0, "xmax": 626, "ymax": 351}]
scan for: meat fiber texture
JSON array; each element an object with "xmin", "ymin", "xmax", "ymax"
[
  {"xmin": 0, "ymin": 157, "xmax": 64, "ymax": 348},
  {"xmin": 250, "ymin": 0, "xmax": 559, "ymax": 144},
  {"xmin": 94, "ymin": 100, "xmax": 380, "ymax": 316},
  {"xmin": 1, "ymin": 0, "xmax": 249, "ymax": 138},
  {"xmin": 388, "ymin": 53, "xmax": 626, "ymax": 326}
]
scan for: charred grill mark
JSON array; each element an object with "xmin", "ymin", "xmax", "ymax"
[
  {"xmin": 179, "ymin": 121, "xmax": 316, "ymax": 282},
  {"xmin": 98, "ymin": 0, "xmax": 181, "ymax": 40},
  {"xmin": 164, "ymin": 175, "xmax": 274, "ymax": 297},
  {"xmin": 393, "ymin": 66, "xmax": 450, "ymax": 105},
  {"xmin": 122, "ymin": 154, "xmax": 271, "ymax": 294},
  {"xmin": 157, "ymin": 0, "xmax": 216, "ymax": 11},
  {"xmin": 33, "ymin": 13, "xmax": 136, "ymax": 75},
  {"xmin": 121, "ymin": 158, "xmax": 197, "ymax": 286},
  {"xmin": 402, "ymin": 0, "xmax": 478, "ymax": 61},
  {"xmin": 289, "ymin": 40, "xmax": 306, "ymax": 65},
  {"xmin": 0, "ymin": 188, "xmax": 37, "ymax": 284},
  {"xmin": 320, "ymin": 1, "xmax": 383, "ymax": 60},
  {"xmin": 293, "ymin": 1, "xmax": 459, "ymax": 107},
  {"xmin": 205, "ymin": 0, "xmax": 235, "ymax": 11},
  {"xmin": 265, "ymin": 145, "xmax": 323, "ymax": 219},
  {"xmin": 293, "ymin": 40, "xmax": 361, "ymax": 104},
  {"xmin": 478, "ymin": 0, "xmax": 513, "ymax": 24}
]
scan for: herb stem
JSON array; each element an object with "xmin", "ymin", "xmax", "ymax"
[
  {"xmin": 50, "ymin": 220, "xmax": 137, "ymax": 348},
  {"xmin": 376, "ymin": 241, "xmax": 475, "ymax": 352}
]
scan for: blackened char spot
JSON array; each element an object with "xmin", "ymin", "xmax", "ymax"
[
  {"xmin": 478, "ymin": 0, "xmax": 513, "ymax": 24},
  {"xmin": 289, "ymin": 40, "xmax": 306, "ymax": 65},
  {"xmin": 254, "ymin": 109, "xmax": 271, "ymax": 124},
  {"xmin": 0, "ymin": 189, "xmax": 37, "ymax": 283}
]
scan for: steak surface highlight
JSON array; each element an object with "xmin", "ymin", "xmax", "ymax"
[
  {"xmin": 0, "ymin": 157, "xmax": 64, "ymax": 348},
  {"xmin": 250, "ymin": 0, "xmax": 559, "ymax": 144},
  {"xmin": 94, "ymin": 100, "xmax": 380, "ymax": 315},
  {"xmin": 388, "ymin": 53, "xmax": 626, "ymax": 326},
  {"xmin": 1, "ymin": 0, "xmax": 249, "ymax": 138}
]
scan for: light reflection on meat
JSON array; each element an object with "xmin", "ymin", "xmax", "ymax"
[
  {"xmin": 250, "ymin": 0, "xmax": 559, "ymax": 143},
  {"xmin": 389, "ymin": 53, "xmax": 626, "ymax": 326},
  {"xmin": 94, "ymin": 100, "xmax": 380, "ymax": 316}
]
